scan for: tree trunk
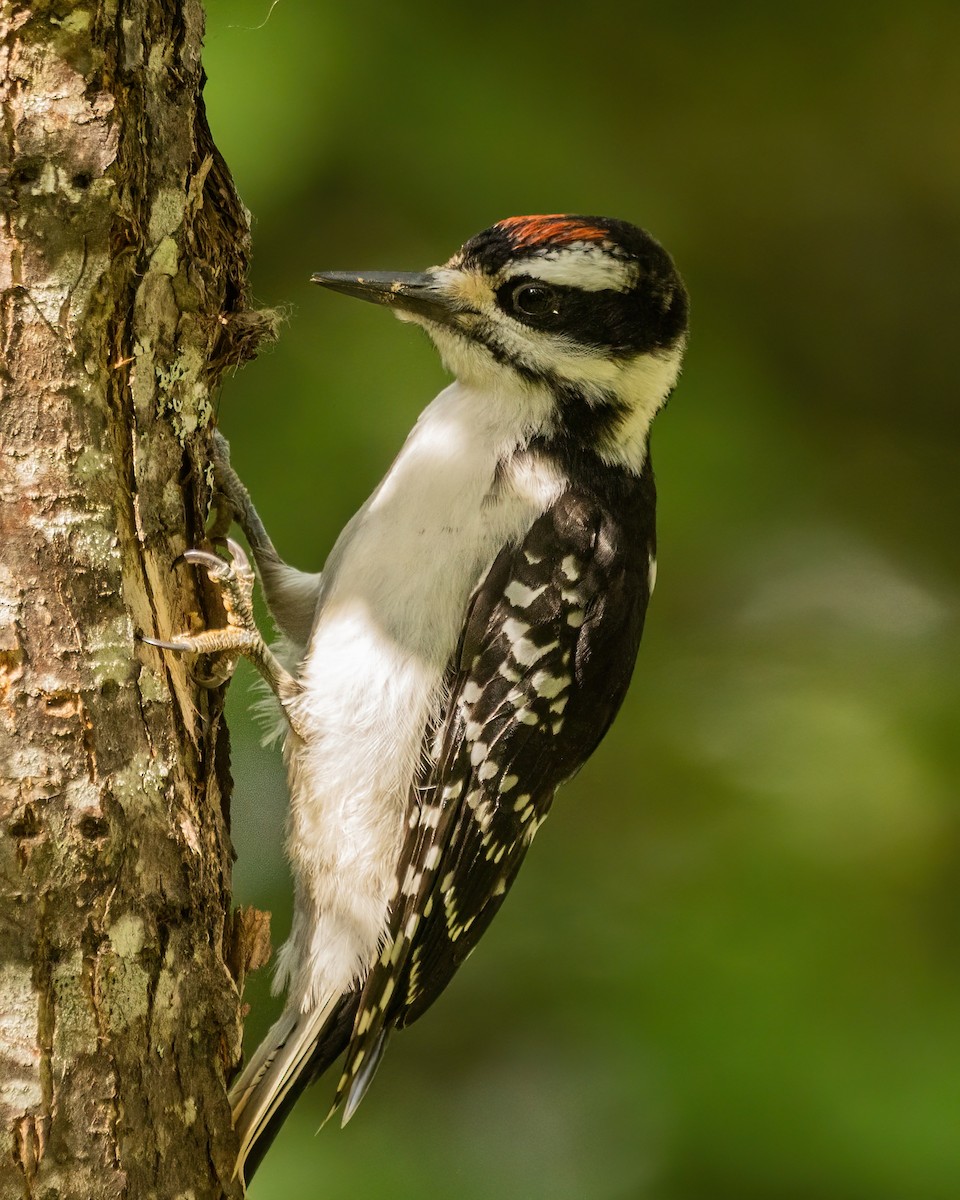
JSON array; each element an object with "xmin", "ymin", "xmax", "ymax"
[{"xmin": 0, "ymin": 5, "xmax": 271, "ymax": 1196}]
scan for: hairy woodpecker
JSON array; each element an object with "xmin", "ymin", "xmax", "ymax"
[{"xmin": 147, "ymin": 214, "xmax": 688, "ymax": 1181}]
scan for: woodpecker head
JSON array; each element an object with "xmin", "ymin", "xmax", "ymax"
[{"xmin": 313, "ymin": 215, "xmax": 688, "ymax": 468}]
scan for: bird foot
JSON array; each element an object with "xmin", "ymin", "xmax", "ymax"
[
  {"xmin": 145, "ymin": 539, "xmax": 306, "ymax": 740},
  {"xmin": 144, "ymin": 538, "xmax": 259, "ymax": 684}
]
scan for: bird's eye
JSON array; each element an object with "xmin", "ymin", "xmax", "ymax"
[{"xmin": 511, "ymin": 283, "xmax": 560, "ymax": 318}]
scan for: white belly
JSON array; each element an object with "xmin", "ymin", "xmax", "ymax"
[{"xmin": 276, "ymin": 380, "xmax": 561, "ymax": 1009}]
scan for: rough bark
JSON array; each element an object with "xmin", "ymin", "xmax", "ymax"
[{"xmin": 0, "ymin": 4, "xmax": 273, "ymax": 1197}]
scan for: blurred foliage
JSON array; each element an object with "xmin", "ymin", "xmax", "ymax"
[{"xmin": 202, "ymin": 2, "xmax": 959, "ymax": 1196}]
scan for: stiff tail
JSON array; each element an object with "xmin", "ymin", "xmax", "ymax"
[{"xmin": 229, "ymin": 993, "xmax": 357, "ymax": 1184}]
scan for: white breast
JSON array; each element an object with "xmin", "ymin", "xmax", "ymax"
[{"xmin": 276, "ymin": 380, "xmax": 562, "ymax": 1009}]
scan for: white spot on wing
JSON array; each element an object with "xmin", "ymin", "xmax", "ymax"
[
  {"xmin": 503, "ymin": 617, "xmax": 531, "ymax": 644},
  {"xmin": 505, "ymin": 580, "xmax": 547, "ymax": 609},
  {"xmin": 531, "ymin": 670, "xmax": 570, "ymax": 699},
  {"xmin": 401, "ymin": 866, "xmax": 423, "ymax": 895},
  {"xmin": 406, "ymin": 947, "xmax": 423, "ymax": 1004},
  {"xmin": 513, "ymin": 637, "xmax": 558, "ymax": 667},
  {"xmin": 420, "ymin": 804, "xmax": 442, "ymax": 828},
  {"xmin": 461, "ymin": 681, "xmax": 483, "ymax": 704}
]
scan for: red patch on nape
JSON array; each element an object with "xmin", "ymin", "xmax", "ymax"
[{"xmin": 497, "ymin": 214, "xmax": 609, "ymax": 250}]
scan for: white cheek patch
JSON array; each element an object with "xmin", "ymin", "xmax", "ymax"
[
  {"xmin": 501, "ymin": 244, "xmax": 638, "ymax": 293},
  {"xmin": 475, "ymin": 319, "xmax": 622, "ymax": 396},
  {"xmin": 599, "ymin": 339, "xmax": 686, "ymax": 469}
]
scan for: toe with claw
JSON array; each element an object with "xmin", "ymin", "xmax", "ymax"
[{"xmin": 144, "ymin": 538, "xmax": 306, "ymax": 740}]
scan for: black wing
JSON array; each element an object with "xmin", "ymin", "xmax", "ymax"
[{"xmin": 333, "ymin": 467, "xmax": 656, "ymax": 1119}]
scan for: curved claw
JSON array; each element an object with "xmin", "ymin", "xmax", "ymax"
[
  {"xmin": 224, "ymin": 536, "xmax": 251, "ymax": 573},
  {"xmin": 142, "ymin": 634, "xmax": 195, "ymax": 652},
  {"xmin": 181, "ymin": 548, "xmax": 231, "ymax": 575},
  {"xmin": 177, "ymin": 539, "xmax": 251, "ymax": 582}
]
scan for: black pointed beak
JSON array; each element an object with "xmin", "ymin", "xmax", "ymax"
[{"xmin": 310, "ymin": 270, "xmax": 458, "ymax": 325}]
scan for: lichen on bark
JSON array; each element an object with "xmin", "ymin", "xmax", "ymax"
[{"xmin": 0, "ymin": 4, "xmax": 273, "ymax": 1197}]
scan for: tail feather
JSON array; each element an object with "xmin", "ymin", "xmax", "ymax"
[
  {"xmin": 230, "ymin": 993, "xmax": 357, "ymax": 1184},
  {"xmin": 339, "ymin": 1028, "xmax": 389, "ymax": 1126},
  {"xmin": 230, "ymin": 1008, "xmax": 298, "ymax": 1126}
]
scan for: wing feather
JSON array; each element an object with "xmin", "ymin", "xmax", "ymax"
[{"xmin": 331, "ymin": 472, "xmax": 656, "ymax": 1118}]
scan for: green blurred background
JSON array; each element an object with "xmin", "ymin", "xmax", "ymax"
[{"xmin": 202, "ymin": 3, "xmax": 959, "ymax": 1197}]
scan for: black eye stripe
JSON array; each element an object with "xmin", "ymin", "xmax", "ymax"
[{"xmin": 494, "ymin": 275, "xmax": 686, "ymax": 357}]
